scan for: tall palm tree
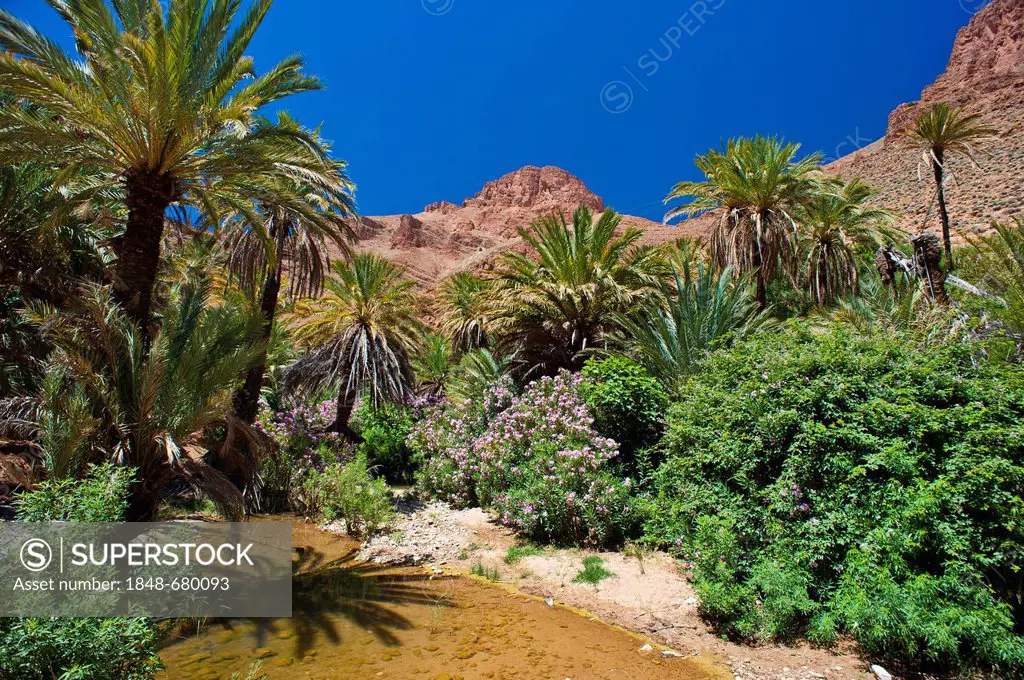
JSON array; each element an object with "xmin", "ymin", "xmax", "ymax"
[
  {"xmin": 665, "ymin": 136, "xmax": 822, "ymax": 309},
  {"xmin": 493, "ymin": 206, "xmax": 666, "ymax": 377},
  {"xmin": 795, "ymin": 178, "xmax": 895, "ymax": 306},
  {"xmin": 0, "ymin": 0, "xmax": 336, "ymax": 334},
  {"xmin": 438, "ymin": 271, "xmax": 492, "ymax": 352},
  {"xmin": 219, "ymin": 164, "xmax": 357, "ymax": 426},
  {"xmin": 901, "ymin": 103, "xmax": 997, "ymax": 270},
  {"xmin": 285, "ymin": 254, "xmax": 423, "ymax": 439},
  {"xmin": 618, "ymin": 264, "xmax": 764, "ymax": 388}
]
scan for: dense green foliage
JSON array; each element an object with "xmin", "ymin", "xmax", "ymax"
[
  {"xmin": 646, "ymin": 327, "xmax": 1024, "ymax": 673},
  {"xmin": 300, "ymin": 454, "xmax": 394, "ymax": 536},
  {"xmin": 580, "ymin": 357, "xmax": 667, "ymax": 473},
  {"xmin": 16, "ymin": 463, "xmax": 133, "ymax": 522},
  {"xmin": 3, "ymin": 464, "xmax": 162, "ymax": 680},
  {"xmin": 356, "ymin": 401, "xmax": 417, "ymax": 483},
  {"xmin": 0, "ymin": 617, "xmax": 163, "ymax": 680}
]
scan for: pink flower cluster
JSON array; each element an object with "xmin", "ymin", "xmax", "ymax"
[{"xmin": 409, "ymin": 372, "xmax": 637, "ymax": 547}]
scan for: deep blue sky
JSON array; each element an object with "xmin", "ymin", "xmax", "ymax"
[{"xmin": 7, "ymin": 0, "xmax": 979, "ymax": 221}]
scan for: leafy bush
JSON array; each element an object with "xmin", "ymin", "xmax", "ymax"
[
  {"xmin": 647, "ymin": 326, "xmax": 1024, "ymax": 674},
  {"xmin": 300, "ymin": 454, "xmax": 394, "ymax": 536},
  {"xmin": 354, "ymin": 400, "xmax": 416, "ymax": 483},
  {"xmin": 16, "ymin": 462, "xmax": 133, "ymax": 522},
  {"xmin": 408, "ymin": 378, "xmax": 515, "ymax": 508},
  {"xmin": 4, "ymin": 465, "xmax": 162, "ymax": 680},
  {"xmin": 0, "ymin": 617, "xmax": 163, "ymax": 680},
  {"xmin": 414, "ymin": 372, "xmax": 638, "ymax": 547},
  {"xmin": 580, "ymin": 356, "xmax": 668, "ymax": 472}
]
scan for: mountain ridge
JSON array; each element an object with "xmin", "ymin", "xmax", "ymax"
[{"xmin": 352, "ymin": 0, "xmax": 1023, "ymax": 287}]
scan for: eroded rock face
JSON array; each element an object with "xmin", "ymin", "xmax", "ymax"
[
  {"xmin": 348, "ymin": 166, "xmax": 697, "ymax": 288},
  {"xmin": 829, "ymin": 0, "xmax": 1024, "ymax": 240},
  {"xmin": 462, "ymin": 166, "xmax": 605, "ymax": 213},
  {"xmin": 933, "ymin": 0, "xmax": 1024, "ymax": 92},
  {"xmin": 351, "ymin": 1, "xmax": 1023, "ymax": 290}
]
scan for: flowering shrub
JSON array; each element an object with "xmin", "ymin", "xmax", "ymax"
[
  {"xmin": 476, "ymin": 372, "xmax": 637, "ymax": 546},
  {"xmin": 411, "ymin": 373, "xmax": 638, "ymax": 547},
  {"xmin": 257, "ymin": 400, "xmax": 356, "ymax": 511},
  {"xmin": 408, "ymin": 378, "xmax": 514, "ymax": 507}
]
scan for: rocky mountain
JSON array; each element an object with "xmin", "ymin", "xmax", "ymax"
[
  {"xmin": 351, "ymin": 165, "xmax": 702, "ymax": 286},
  {"xmin": 826, "ymin": 0, "xmax": 1024, "ymax": 236},
  {"xmin": 353, "ymin": 0, "xmax": 1022, "ymax": 287}
]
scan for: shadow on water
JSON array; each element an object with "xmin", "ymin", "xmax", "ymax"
[{"xmin": 162, "ymin": 528, "xmax": 454, "ymax": 660}]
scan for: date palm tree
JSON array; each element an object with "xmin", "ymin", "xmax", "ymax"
[
  {"xmin": 901, "ymin": 103, "xmax": 997, "ymax": 270},
  {"xmin": 796, "ymin": 178, "xmax": 895, "ymax": 306},
  {"xmin": 0, "ymin": 0, "xmax": 335, "ymax": 334},
  {"xmin": 665, "ymin": 136, "xmax": 822, "ymax": 309},
  {"xmin": 438, "ymin": 271, "xmax": 492, "ymax": 352},
  {"xmin": 1, "ymin": 279, "xmax": 267, "ymax": 520},
  {"xmin": 285, "ymin": 254, "xmax": 423, "ymax": 440},
  {"xmin": 493, "ymin": 206, "xmax": 666, "ymax": 377},
  {"xmin": 218, "ymin": 163, "xmax": 357, "ymax": 426}
]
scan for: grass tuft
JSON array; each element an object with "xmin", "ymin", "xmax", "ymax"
[
  {"xmin": 504, "ymin": 544, "xmax": 543, "ymax": 564},
  {"xmin": 573, "ymin": 556, "xmax": 614, "ymax": 585}
]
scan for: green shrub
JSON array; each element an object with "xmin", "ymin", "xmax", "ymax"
[
  {"xmin": 5, "ymin": 465, "xmax": 162, "ymax": 680},
  {"xmin": 580, "ymin": 356, "xmax": 668, "ymax": 474},
  {"xmin": 16, "ymin": 462, "xmax": 133, "ymax": 522},
  {"xmin": 355, "ymin": 400, "xmax": 416, "ymax": 483},
  {"xmin": 647, "ymin": 326, "xmax": 1024, "ymax": 674},
  {"xmin": 301, "ymin": 454, "xmax": 394, "ymax": 536},
  {"xmin": 0, "ymin": 617, "xmax": 163, "ymax": 680}
]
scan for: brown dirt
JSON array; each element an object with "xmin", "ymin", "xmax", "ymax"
[{"xmin": 360, "ymin": 501, "xmax": 875, "ymax": 680}]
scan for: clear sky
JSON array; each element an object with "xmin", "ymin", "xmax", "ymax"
[{"xmin": 6, "ymin": 0, "xmax": 982, "ymax": 221}]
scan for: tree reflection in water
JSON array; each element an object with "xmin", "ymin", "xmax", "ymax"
[{"xmin": 162, "ymin": 533, "xmax": 453, "ymax": 660}]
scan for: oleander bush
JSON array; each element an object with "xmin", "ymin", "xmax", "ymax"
[
  {"xmin": 411, "ymin": 372, "xmax": 639, "ymax": 547},
  {"xmin": 256, "ymin": 401, "xmax": 356, "ymax": 510},
  {"xmin": 646, "ymin": 325, "xmax": 1024, "ymax": 675},
  {"xmin": 409, "ymin": 377, "xmax": 516, "ymax": 508}
]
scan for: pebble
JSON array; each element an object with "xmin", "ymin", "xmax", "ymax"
[
  {"xmin": 661, "ymin": 649, "xmax": 685, "ymax": 659},
  {"xmin": 639, "ymin": 644, "xmax": 654, "ymax": 653},
  {"xmin": 871, "ymin": 665, "xmax": 892, "ymax": 680}
]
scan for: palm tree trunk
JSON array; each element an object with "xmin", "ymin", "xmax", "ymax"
[
  {"xmin": 232, "ymin": 225, "xmax": 284, "ymax": 425},
  {"xmin": 931, "ymin": 150, "xmax": 954, "ymax": 271},
  {"xmin": 117, "ymin": 172, "xmax": 175, "ymax": 336},
  {"xmin": 232, "ymin": 269, "xmax": 281, "ymax": 424},
  {"xmin": 333, "ymin": 382, "xmax": 362, "ymax": 442},
  {"xmin": 751, "ymin": 222, "xmax": 768, "ymax": 310}
]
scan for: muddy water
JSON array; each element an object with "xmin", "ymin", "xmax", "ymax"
[{"xmin": 159, "ymin": 521, "xmax": 729, "ymax": 680}]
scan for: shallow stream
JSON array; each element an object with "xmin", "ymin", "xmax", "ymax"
[{"xmin": 158, "ymin": 521, "xmax": 729, "ymax": 680}]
